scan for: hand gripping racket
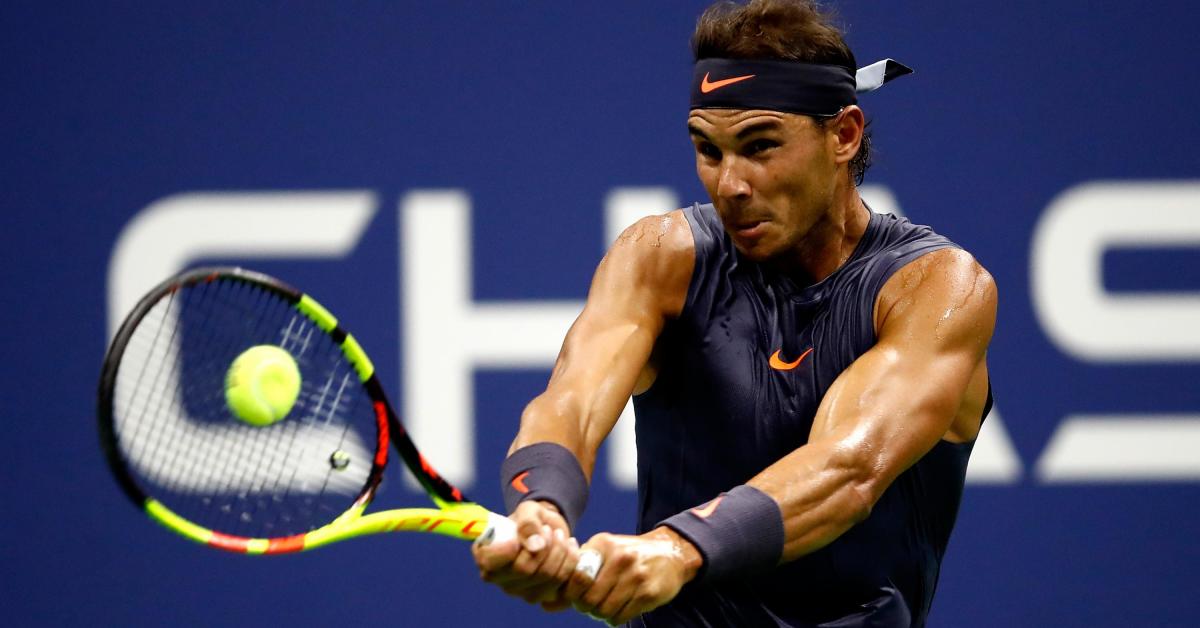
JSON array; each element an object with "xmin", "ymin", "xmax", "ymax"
[{"xmin": 98, "ymin": 267, "xmax": 602, "ymax": 579}]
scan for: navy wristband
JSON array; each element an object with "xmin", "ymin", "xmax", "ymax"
[
  {"xmin": 500, "ymin": 442, "xmax": 589, "ymax": 531},
  {"xmin": 659, "ymin": 485, "xmax": 784, "ymax": 583}
]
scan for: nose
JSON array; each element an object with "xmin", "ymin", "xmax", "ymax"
[{"xmin": 716, "ymin": 159, "xmax": 751, "ymax": 201}]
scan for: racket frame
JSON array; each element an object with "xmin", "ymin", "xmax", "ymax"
[{"xmin": 98, "ymin": 267, "xmax": 512, "ymax": 554}]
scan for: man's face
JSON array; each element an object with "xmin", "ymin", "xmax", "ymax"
[{"xmin": 687, "ymin": 108, "xmax": 842, "ymax": 262}]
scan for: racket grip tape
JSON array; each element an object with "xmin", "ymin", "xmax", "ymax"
[{"xmin": 475, "ymin": 512, "xmax": 518, "ymax": 545}]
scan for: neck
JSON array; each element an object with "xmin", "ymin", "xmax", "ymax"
[{"xmin": 774, "ymin": 183, "xmax": 869, "ymax": 285}]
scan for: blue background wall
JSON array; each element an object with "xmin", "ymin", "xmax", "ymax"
[{"xmin": 5, "ymin": 2, "xmax": 1199, "ymax": 626}]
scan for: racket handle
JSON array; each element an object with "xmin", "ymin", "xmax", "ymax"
[{"xmin": 475, "ymin": 512, "xmax": 518, "ymax": 545}]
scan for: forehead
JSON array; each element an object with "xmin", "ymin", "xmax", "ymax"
[{"xmin": 687, "ymin": 108, "xmax": 817, "ymax": 139}]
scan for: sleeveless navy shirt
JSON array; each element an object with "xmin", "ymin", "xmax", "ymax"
[{"xmin": 631, "ymin": 203, "xmax": 989, "ymax": 627}]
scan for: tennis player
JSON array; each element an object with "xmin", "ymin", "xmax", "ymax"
[{"xmin": 473, "ymin": 1, "xmax": 996, "ymax": 625}]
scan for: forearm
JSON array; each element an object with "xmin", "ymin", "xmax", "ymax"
[
  {"xmin": 746, "ymin": 441, "xmax": 876, "ymax": 562},
  {"xmin": 653, "ymin": 440, "xmax": 877, "ymax": 586},
  {"xmin": 510, "ymin": 390, "xmax": 603, "ymax": 478},
  {"xmin": 511, "ymin": 325, "xmax": 653, "ymax": 475},
  {"xmin": 503, "ymin": 387, "xmax": 617, "ymax": 531}
]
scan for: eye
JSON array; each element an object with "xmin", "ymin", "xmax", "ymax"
[
  {"xmin": 744, "ymin": 139, "xmax": 778, "ymax": 156},
  {"xmin": 695, "ymin": 142, "xmax": 722, "ymax": 161}
]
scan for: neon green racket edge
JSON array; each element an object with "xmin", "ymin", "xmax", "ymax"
[{"xmin": 97, "ymin": 267, "xmax": 534, "ymax": 557}]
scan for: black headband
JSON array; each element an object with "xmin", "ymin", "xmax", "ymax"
[{"xmin": 690, "ymin": 58, "xmax": 913, "ymax": 116}]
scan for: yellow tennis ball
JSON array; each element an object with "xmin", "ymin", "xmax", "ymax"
[{"xmin": 225, "ymin": 345, "xmax": 301, "ymax": 427}]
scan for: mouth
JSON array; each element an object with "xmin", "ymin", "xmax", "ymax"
[{"xmin": 732, "ymin": 220, "xmax": 768, "ymax": 240}]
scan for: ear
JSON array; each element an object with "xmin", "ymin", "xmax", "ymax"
[{"xmin": 829, "ymin": 106, "xmax": 865, "ymax": 166}]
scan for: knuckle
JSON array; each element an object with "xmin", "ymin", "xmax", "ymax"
[
  {"xmin": 582, "ymin": 589, "xmax": 605, "ymax": 608},
  {"xmin": 599, "ymin": 599, "xmax": 622, "ymax": 618},
  {"xmin": 564, "ymin": 581, "xmax": 586, "ymax": 602},
  {"xmin": 512, "ymin": 558, "xmax": 537, "ymax": 578},
  {"xmin": 542, "ymin": 509, "xmax": 568, "ymax": 528},
  {"xmin": 542, "ymin": 565, "xmax": 568, "ymax": 585},
  {"xmin": 570, "ymin": 570, "xmax": 593, "ymax": 587}
]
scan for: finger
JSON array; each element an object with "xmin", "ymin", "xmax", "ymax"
[
  {"xmin": 561, "ymin": 537, "xmax": 592, "ymax": 602},
  {"xmin": 518, "ymin": 528, "xmax": 576, "ymax": 603},
  {"xmin": 513, "ymin": 501, "xmax": 554, "ymax": 545},
  {"xmin": 494, "ymin": 523, "xmax": 578, "ymax": 591},
  {"xmin": 571, "ymin": 547, "xmax": 615, "ymax": 615},
  {"xmin": 611, "ymin": 596, "xmax": 650, "ymax": 626},
  {"xmin": 490, "ymin": 546, "xmax": 551, "ymax": 588},
  {"xmin": 514, "ymin": 515, "xmax": 551, "ymax": 555},
  {"xmin": 572, "ymin": 572, "xmax": 615, "ymax": 617},
  {"xmin": 550, "ymin": 531, "xmax": 582, "ymax": 585},
  {"xmin": 474, "ymin": 538, "xmax": 520, "ymax": 575},
  {"xmin": 531, "ymin": 502, "xmax": 570, "ymax": 532},
  {"xmin": 594, "ymin": 567, "xmax": 637, "ymax": 621},
  {"xmin": 541, "ymin": 528, "xmax": 571, "ymax": 577},
  {"xmin": 531, "ymin": 527, "xmax": 571, "ymax": 587},
  {"xmin": 514, "ymin": 499, "xmax": 568, "ymax": 527},
  {"xmin": 540, "ymin": 597, "xmax": 572, "ymax": 613}
]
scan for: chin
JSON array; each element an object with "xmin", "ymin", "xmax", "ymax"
[{"xmin": 730, "ymin": 237, "xmax": 777, "ymax": 262}]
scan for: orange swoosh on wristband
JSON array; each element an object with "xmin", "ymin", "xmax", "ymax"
[
  {"xmin": 691, "ymin": 496, "xmax": 723, "ymax": 519},
  {"xmin": 699, "ymin": 72, "xmax": 756, "ymax": 93},
  {"xmin": 511, "ymin": 471, "xmax": 531, "ymax": 494}
]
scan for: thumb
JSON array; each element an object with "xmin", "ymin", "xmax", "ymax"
[
  {"xmin": 519, "ymin": 522, "xmax": 550, "ymax": 553},
  {"xmin": 474, "ymin": 536, "xmax": 520, "ymax": 572}
]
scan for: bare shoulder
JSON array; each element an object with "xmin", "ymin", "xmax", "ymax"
[
  {"xmin": 874, "ymin": 247, "xmax": 998, "ymax": 346},
  {"xmin": 611, "ymin": 210, "xmax": 695, "ymax": 259},
  {"xmin": 602, "ymin": 210, "xmax": 696, "ymax": 317}
]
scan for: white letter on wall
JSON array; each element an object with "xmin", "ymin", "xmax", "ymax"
[
  {"xmin": 1032, "ymin": 182, "xmax": 1200, "ymax": 481},
  {"xmin": 401, "ymin": 188, "xmax": 678, "ymax": 489},
  {"xmin": 108, "ymin": 191, "xmax": 376, "ymax": 337},
  {"xmin": 1032, "ymin": 182, "xmax": 1200, "ymax": 361},
  {"xmin": 401, "ymin": 192, "xmax": 582, "ymax": 488}
]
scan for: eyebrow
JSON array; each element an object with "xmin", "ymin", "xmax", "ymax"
[
  {"xmin": 734, "ymin": 120, "xmax": 783, "ymax": 139},
  {"xmin": 687, "ymin": 119, "xmax": 783, "ymax": 141}
]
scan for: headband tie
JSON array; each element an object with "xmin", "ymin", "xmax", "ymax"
[{"xmin": 690, "ymin": 58, "xmax": 912, "ymax": 116}]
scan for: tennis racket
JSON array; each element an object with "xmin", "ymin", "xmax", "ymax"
[{"xmin": 98, "ymin": 266, "xmax": 601, "ymax": 577}]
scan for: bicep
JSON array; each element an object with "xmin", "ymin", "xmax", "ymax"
[{"xmin": 808, "ymin": 249, "xmax": 997, "ymax": 497}]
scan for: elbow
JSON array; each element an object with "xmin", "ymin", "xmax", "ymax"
[
  {"xmin": 844, "ymin": 482, "xmax": 875, "ymax": 526},
  {"xmin": 828, "ymin": 446, "xmax": 883, "ymax": 525}
]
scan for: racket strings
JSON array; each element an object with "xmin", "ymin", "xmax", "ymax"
[{"xmin": 112, "ymin": 278, "xmax": 378, "ymax": 539}]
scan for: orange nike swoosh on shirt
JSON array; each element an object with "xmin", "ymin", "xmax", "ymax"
[
  {"xmin": 511, "ymin": 471, "xmax": 531, "ymax": 494},
  {"xmin": 691, "ymin": 496, "xmax": 723, "ymax": 519},
  {"xmin": 699, "ymin": 72, "xmax": 756, "ymax": 93},
  {"xmin": 769, "ymin": 347, "xmax": 813, "ymax": 371}
]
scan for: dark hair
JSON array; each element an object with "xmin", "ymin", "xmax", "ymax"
[{"xmin": 692, "ymin": 0, "xmax": 872, "ymax": 184}]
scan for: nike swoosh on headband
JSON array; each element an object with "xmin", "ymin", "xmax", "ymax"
[{"xmin": 700, "ymin": 72, "xmax": 757, "ymax": 93}]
